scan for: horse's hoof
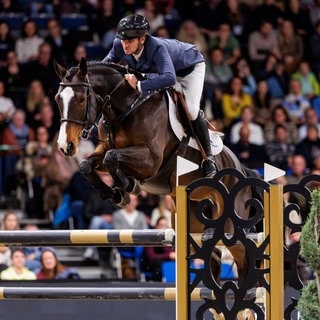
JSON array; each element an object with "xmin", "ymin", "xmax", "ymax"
[
  {"xmin": 79, "ymin": 159, "xmax": 93, "ymax": 175},
  {"xmin": 126, "ymin": 177, "xmax": 141, "ymax": 195},
  {"xmin": 112, "ymin": 188, "xmax": 130, "ymax": 207}
]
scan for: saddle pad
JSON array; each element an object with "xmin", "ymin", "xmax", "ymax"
[{"xmin": 167, "ymin": 91, "xmax": 223, "ymax": 156}]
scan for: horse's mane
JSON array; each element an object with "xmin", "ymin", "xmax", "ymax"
[
  {"xmin": 65, "ymin": 60, "xmax": 145, "ymax": 81},
  {"xmin": 87, "ymin": 61, "xmax": 145, "ymax": 80}
]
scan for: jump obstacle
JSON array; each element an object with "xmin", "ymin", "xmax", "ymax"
[{"xmin": 0, "ymin": 181, "xmax": 285, "ymax": 320}]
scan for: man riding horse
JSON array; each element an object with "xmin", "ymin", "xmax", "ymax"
[{"xmin": 102, "ymin": 14, "xmax": 217, "ymax": 178}]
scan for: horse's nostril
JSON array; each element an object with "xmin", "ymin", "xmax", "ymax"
[{"xmin": 67, "ymin": 142, "xmax": 74, "ymax": 154}]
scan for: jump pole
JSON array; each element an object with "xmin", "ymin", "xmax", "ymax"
[{"xmin": 0, "ymin": 229, "xmax": 175, "ymax": 247}]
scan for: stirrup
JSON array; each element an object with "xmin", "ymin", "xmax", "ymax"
[{"xmin": 201, "ymin": 158, "xmax": 217, "ymax": 178}]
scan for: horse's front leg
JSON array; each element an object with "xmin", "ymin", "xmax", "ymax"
[
  {"xmin": 103, "ymin": 146, "xmax": 161, "ymax": 193},
  {"xmin": 79, "ymin": 153, "xmax": 130, "ymax": 207}
]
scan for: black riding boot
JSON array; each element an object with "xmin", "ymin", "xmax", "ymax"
[{"xmin": 191, "ymin": 113, "xmax": 217, "ymax": 178}]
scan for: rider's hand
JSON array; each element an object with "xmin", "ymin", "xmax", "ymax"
[{"xmin": 125, "ymin": 73, "xmax": 138, "ymax": 90}]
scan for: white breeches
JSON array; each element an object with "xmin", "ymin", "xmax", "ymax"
[{"xmin": 176, "ymin": 61, "xmax": 205, "ymax": 120}]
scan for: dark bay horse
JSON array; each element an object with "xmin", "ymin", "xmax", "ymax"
[{"xmin": 54, "ymin": 58, "xmax": 262, "ymax": 284}]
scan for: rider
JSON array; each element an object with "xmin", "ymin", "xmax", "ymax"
[{"xmin": 102, "ymin": 14, "xmax": 217, "ymax": 178}]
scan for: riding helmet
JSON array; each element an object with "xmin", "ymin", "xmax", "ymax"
[{"xmin": 116, "ymin": 14, "xmax": 150, "ymax": 39}]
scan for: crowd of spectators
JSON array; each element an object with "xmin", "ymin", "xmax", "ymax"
[{"xmin": 0, "ymin": 0, "xmax": 320, "ymax": 280}]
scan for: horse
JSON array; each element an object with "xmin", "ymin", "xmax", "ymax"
[{"xmin": 53, "ymin": 58, "xmax": 262, "ymax": 289}]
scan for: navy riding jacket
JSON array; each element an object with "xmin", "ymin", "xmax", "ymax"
[{"xmin": 102, "ymin": 36, "xmax": 205, "ymax": 96}]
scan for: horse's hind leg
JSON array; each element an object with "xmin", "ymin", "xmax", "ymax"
[{"xmin": 227, "ymin": 243, "xmax": 247, "ymax": 284}]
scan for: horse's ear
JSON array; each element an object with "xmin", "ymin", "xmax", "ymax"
[
  {"xmin": 53, "ymin": 59, "xmax": 67, "ymax": 80},
  {"xmin": 79, "ymin": 57, "xmax": 87, "ymax": 77}
]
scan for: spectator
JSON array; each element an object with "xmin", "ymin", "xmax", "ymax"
[
  {"xmin": 15, "ymin": 19, "xmax": 44, "ymax": 64},
  {"xmin": 214, "ymin": 0, "xmax": 253, "ymax": 46},
  {"xmin": 284, "ymin": 0, "xmax": 313, "ymax": 42},
  {"xmin": 71, "ymin": 43, "xmax": 87, "ymax": 65},
  {"xmin": 17, "ymin": 125, "xmax": 52, "ymax": 219},
  {"xmin": 292, "ymin": 60, "xmax": 320, "ymax": 99},
  {"xmin": 0, "ymin": 80, "xmax": 16, "ymax": 134},
  {"xmin": 252, "ymin": 79, "xmax": 274, "ymax": 127},
  {"xmin": 229, "ymin": 106, "xmax": 265, "ymax": 146},
  {"xmin": 298, "ymin": 107, "xmax": 320, "ymax": 141},
  {"xmin": 0, "ymin": 50, "xmax": 28, "ymax": 109},
  {"xmin": 83, "ymin": 171, "xmax": 119, "ymax": 266},
  {"xmin": 203, "ymin": 47, "xmax": 233, "ymax": 120},
  {"xmin": 37, "ymin": 247, "xmax": 80, "ymax": 279},
  {"xmin": 221, "ymin": 76, "xmax": 253, "ymax": 128},
  {"xmin": 309, "ymin": 0, "xmax": 320, "ymax": 27},
  {"xmin": 233, "ymin": 57, "xmax": 257, "ymax": 96},
  {"xmin": 264, "ymin": 105, "xmax": 299, "ymax": 144},
  {"xmin": 277, "ymin": 19, "xmax": 304, "ymax": 70},
  {"xmin": 279, "ymin": 155, "xmax": 309, "ymax": 217},
  {"xmin": 176, "ymin": 19, "xmax": 208, "ymax": 57},
  {"xmin": 192, "ymin": 0, "xmax": 221, "ymax": 39},
  {"xmin": 141, "ymin": 216, "xmax": 175, "ymax": 281},
  {"xmin": 265, "ymin": 124, "xmax": 296, "ymax": 170},
  {"xmin": 208, "ymin": 22, "xmax": 241, "ymax": 67},
  {"xmin": 45, "ymin": 18, "xmax": 73, "ymax": 66},
  {"xmin": 150, "ymin": 194, "xmax": 173, "ymax": 228},
  {"xmin": 1, "ymin": 210, "xmax": 20, "ymax": 230},
  {"xmin": 266, "ymin": 59, "xmax": 290, "ymax": 101},
  {"xmin": 248, "ymin": 20, "xmax": 281, "ymax": 77},
  {"xmin": 0, "ymin": 20, "xmax": 15, "ymax": 68},
  {"xmin": 117, "ymin": 0, "xmax": 139, "ymax": 17},
  {"xmin": 137, "ymin": 190, "xmax": 159, "ymax": 218},
  {"xmin": 309, "ymin": 19, "xmax": 320, "ymax": 75},
  {"xmin": 24, "ymin": 80, "xmax": 46, "ymax": 128},
  {"xmin": 295, "ymin": 124, "xmax": 320, "ymax": 170},
  {"xmin": 0, "ymin": 248, "xmax": 37, "ymax": 280},
  {"xmin": 94, "ymin": 0, "xmax": 120, "ymax": 51},
  {"xmin": 42, "ymin": 138, "xmax": 95, "ymax": 229},
  {"xmin": 113, "ymin": 194, "xmax": 148, "ymax": 279},
  {"xmin": 42, "ymin": 139, "xmax": 79, "ymax": 225},
  {"xmin": 135, "ymin": 0, "xmax": 165, "ymax": 35},
  {"xmin": 286, "ymin": 154, "xmax": 308, "ymax": 182},
  {"xmin": 35, "ymin": 96, "xmax": 60, "ymax": 143},
  {"xmin": 85, "ymin": 172, "xmax": 118, "ymax": 230},
  {"xmin": 153, "ymin": 25, "xmax": 171, "ymax": 38},
  {"xmin": 282, "ymin": 78, "xmax": 311, "ymax": 126},
  {"xmin": 2, "ymin": 109, "xmax": 35, "ymax": 194},
  {"xmin": 0, "ymin": 210, "xmax": 21, "ymax": 272},
  {"xmin": 229, "ymin": 124, "xmax": 266, "ymax": 169},
  {"xmin": 23, "ymin": 224, "xmax": 42, "ymax": 274},
  {"xmin": 0, "ymin": 0, "xmax": 19, "ymax": 13},
  {"xmin": 252, "ymin": 0, "xmax": 285, "ymax": 29},
  {"xmin": 25, "ymin": 42, "xmax": 60, "ymax": 100},
  {"xmin": 29, "ymin": 0, "xmax": 54, "ymax": 15}
]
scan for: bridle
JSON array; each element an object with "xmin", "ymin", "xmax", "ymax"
[{"xmin": 58, "ymin": 70, "xmax": 129, "ymax": 140}]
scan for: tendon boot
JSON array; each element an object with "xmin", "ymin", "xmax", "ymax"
[{"xmin": 191, "ymin": 112, "xmax": 218, "ymax": 178}]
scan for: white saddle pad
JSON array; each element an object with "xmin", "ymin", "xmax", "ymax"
[{"xmin": 167, "ymin": 91, "xmax": 223, "ymax": 156}]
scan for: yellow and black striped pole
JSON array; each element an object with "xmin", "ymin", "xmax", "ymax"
[{"xmin": 0, "ymin": 229, "xmax": 175, "ymax": 247}]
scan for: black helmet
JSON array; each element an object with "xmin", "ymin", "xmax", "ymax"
[{"xmin": 116, "ymin": 14, "xmax": 150, "ymax": 39}]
